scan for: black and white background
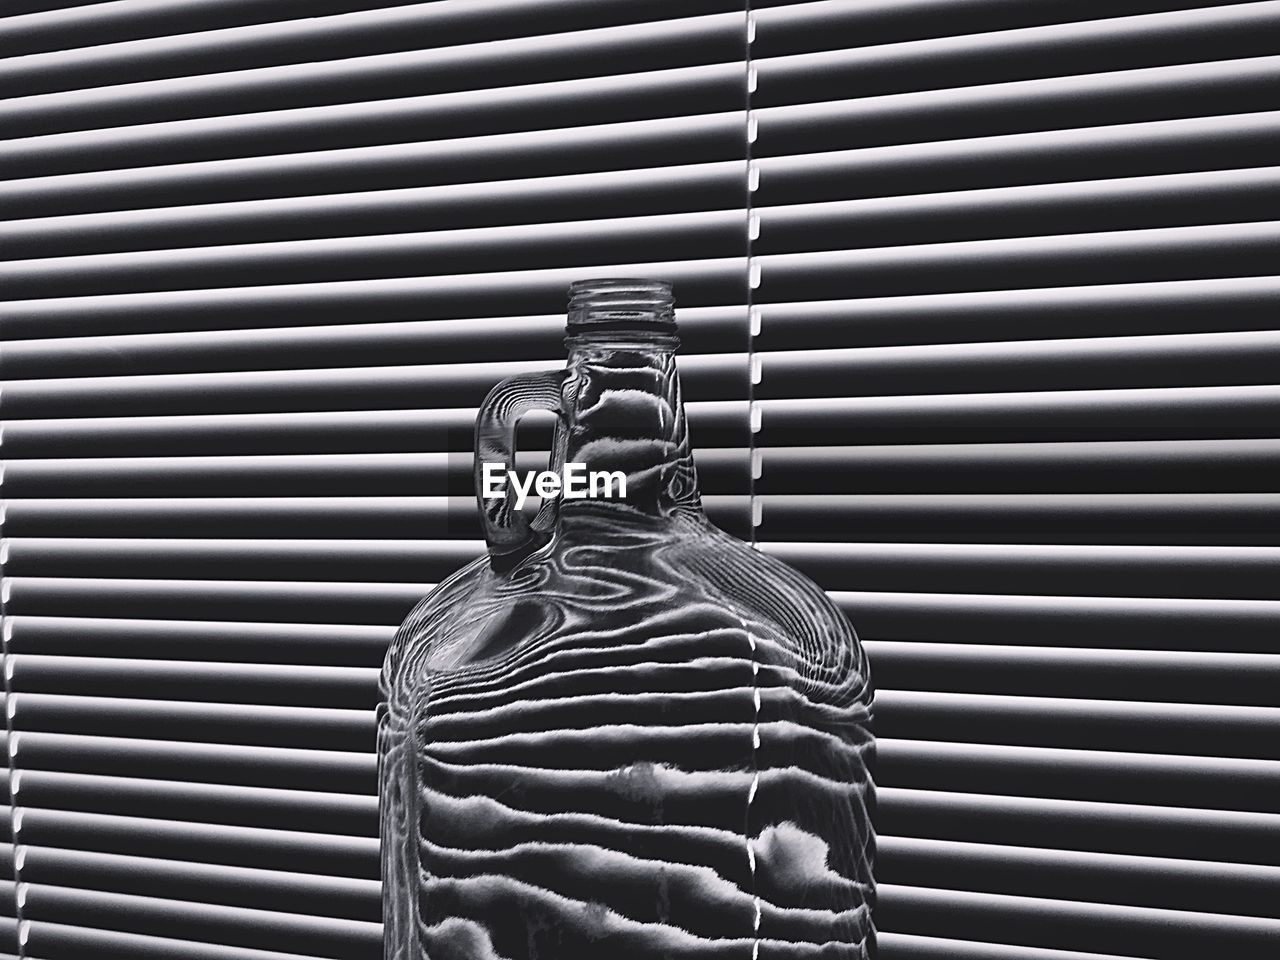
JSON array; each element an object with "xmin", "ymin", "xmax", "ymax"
[{"xmin": 2, "ymin": 0, "xmax": 1279, "ymax": 957}]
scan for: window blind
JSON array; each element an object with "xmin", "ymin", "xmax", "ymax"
[
  {"xmin": 0, "ymin": 2, "xmax": 750, "ymax": 958},
  {"xmin": 749, "ymin": 1, "xmax": 1280, "ymax": 959},
  {"xmin": 2, "ymin": 2, "xmax": 1279, "ymax": 960}
]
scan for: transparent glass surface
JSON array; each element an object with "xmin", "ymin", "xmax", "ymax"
[{"xmin": 379, "ymin": 282, "xmax": 875, "ymax": 959}]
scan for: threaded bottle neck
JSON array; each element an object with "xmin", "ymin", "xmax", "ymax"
[
  {"xmin": 566, "ymin": 278, "xmax": 677, "ymax": 338},
  {"xmin": 554, "ymin": 278, "xmax": 701, "ymax": 520}
]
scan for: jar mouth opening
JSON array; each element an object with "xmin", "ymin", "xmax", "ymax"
[{"xmin": 567, "ymin": 278, "xmax": 677, "ymax": 335}]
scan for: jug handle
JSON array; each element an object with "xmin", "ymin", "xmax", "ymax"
[{"xmin": 474, "ymin": 369, "xmax": 567, "ymax": 573}]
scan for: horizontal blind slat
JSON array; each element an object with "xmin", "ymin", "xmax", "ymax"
[
  {"xmin": 17, "ymin": 885, "xmax": 381, "ymax": 960},
  {"xmin": 749, "ymin": 277, "xmax": 1280, "ymax": 350},
  {"xmin": 0, "ymin": 164, "xmax": 747, "ymax": 262},
  {"xmin": 755, "ymin": 55, "xmax": 1280, "ymax": 155},
  {"xmin": 752, "ymin": 0, "xmax": 1256, "ymax": 54},
  {"xmin": 11, "ymin": 732, "xmax": 374, "ymax": 794},
  {"xmin": 2, "ymin": 13, "xmax": 743, "ymax": 136},
  {"xmin": 756, "ymin": 222, "xmax": 1280, "ymax": 301},
  {"xmin": 877, "ymin": 931, "xmax": 1140, "ymax": 960},
  {"xmin": 11, "ymin": 695, "xmax": 373, "ymax": 748},
  {"xmin": 0, "ymin": 212, "xmax": 747, "ymax": 301},
  {"xmin": 0, "ymin": 63, "xmax": 745, "ymax": 178},
  {"xmin": 0, "ymin": 258, "xmax": 748, "ymax": 339},
  {"xmin": 756, "ymin": 493, "xmax": 1280, "ymax": 545},
  {"xmin": 756, "ymin": 386, "xmax": 1280, "ymax": 444},
  {"xmin": 0, "ymin": 352, "xmax": 749, "ymax": 416},
  {"xmin": 0, "ymin": 112, "xmax": 744, "ymax": 220},
  {"xmin": 764, "ymin": 542, "xmax": 1280, "ymax": 599},
  {"xmin": 0, "ymin": 453, "xmax": 754, "ymax": 493},
  {"xmin": 1, "ymin": 496, "xmax": 751, "ymax": 537},
  {"xmin": 753, "ymin": 440, "xmax": 1280, "ymax": 493},
  {"xmin": 18, "ymin": 847, "xmax": 377, "ymax": 921},
  {"xmin": 0, "ymin": 403, "xmax": 750, "ymax": 457},
  {"xmin": 13, "ymin": 808, "xmax": 378, "ymax": 877},
  {"xmin": 878, "ymin": 836, "xmax": 1280, "ymax": 920},
  {"xmin": 756, "ymin": 330, "xmax": 1280, "ymax": 398},
  {"xmin": 755, "ymin": 112, "xmax": 1280, "ymax": 207},
  {"xmin": 866, "ymin": 642, "xmax": 1280, "ymax": 704},
  {"xmin": 875, "ymin": 691, "xmax": 1280, "ymax": 758},
  {"xmin": 5, "ymin": 15, "xmax": 744, "ymax": 140},
  {"xmin": 878, "ymin": 740, "xmax": 1280, "ymax": 812},
  {"xmin": 836, "ymin": 592, "xmax": 1280, "ymax": 652},
  {"xmin": 5, "ymin": 617, "xmax": 392, "ymax": 665},
  {"xmin": 1, "ymin": 0, "xmax": 742, "ymax": 62},
  {"xmin": 755, "ymin": 2, "xmax": 1280, "ymax": 108},
  {"xmin": 757, "ymin": 167, "xmax": 1280, "ymax": 251},
  {"xmin": 13, "ymin": 770, "xmax": 376, "ymax": 835},
  {"xmin": 876, "ymin": 883, "xmax": 1280, "ymax": 958},
  {"xmin": 10, "ymin": 657, "xmax": 378, "ymax": 707},
  {"xmin": 3, "ymin": 578, "xmax": 424, "ymax": 625},
  {"xmin": 21, "ymin": 916, "xmax": 341, "ymax": 960},
  {"xmin": 887, "ymin": 781, "xmax": 1280, "ymax": 867},
  {"xmin": 5, "ymin": 492, "xmax": 1277, "ymax": 547}
]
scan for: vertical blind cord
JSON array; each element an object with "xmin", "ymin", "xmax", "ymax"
[
  {"xmin": 0, "ymin": 391, "xmax": 25, "ymax": 956},
  {"xmin": 746, "ymin": 1, "xmax": 760, "ymax": 551}
]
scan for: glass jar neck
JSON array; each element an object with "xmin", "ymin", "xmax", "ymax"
[{"xmin": 554, "ymin": 334, "xmax": 703, "ymax": 520}]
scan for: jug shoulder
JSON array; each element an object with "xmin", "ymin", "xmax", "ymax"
[
  {"xmin": 379, "ymin": 553, "xmax": 495, "ymax": 700},
  {"xmin": 381, "ymin": 516, "xmax": 870, "ymax": 710},
  {"xmin": 671, "ymin": 524, "xmax": 872, "ymax": 706}
]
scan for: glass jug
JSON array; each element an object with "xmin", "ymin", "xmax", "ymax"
[{"xmin": 379, "ymin": 279, "xmax": 875, "ymax": 959}]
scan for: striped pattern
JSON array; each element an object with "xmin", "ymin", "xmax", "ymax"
[
  {"xmin": 379, "ymin": 506, "xmax": 873, "ymax": 958},
  {"xmin": 0, "ymin": 2, "xmax": 750, "ymax": 956},
  {"xmin": 3, "ymin": 1, "xmax": 1279, "ymax": 958},
  {"xmin": 749, "ymin": 1, "xmax": 1280, "ymax": 958}
]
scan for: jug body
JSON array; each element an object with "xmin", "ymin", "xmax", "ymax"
[{"xmin": 379, "ymin": 281, "xmax": 875, "ymax": 959}]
